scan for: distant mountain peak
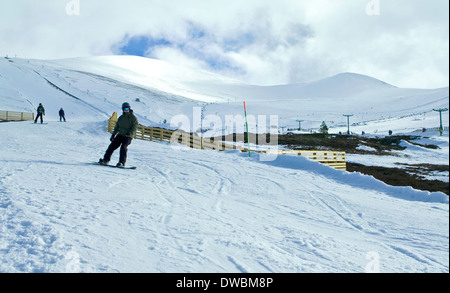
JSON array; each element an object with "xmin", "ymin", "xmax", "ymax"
[{"xmin": 323, "ymin": 72, "xmax": 396, "ymax": 88}]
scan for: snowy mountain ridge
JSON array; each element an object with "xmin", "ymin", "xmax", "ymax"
[{"xmin": 1, "ymin": 55, "xmax": 448, "ymax": 134}]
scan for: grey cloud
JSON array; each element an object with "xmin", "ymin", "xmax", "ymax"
[{"xmin": 0, "ymin": 0, "xmax": 447, "ymax": 88}]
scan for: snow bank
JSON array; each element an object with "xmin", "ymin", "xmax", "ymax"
[{"xmin": 245, "ymin": 151, "xmax": 448, "ymax": 204}]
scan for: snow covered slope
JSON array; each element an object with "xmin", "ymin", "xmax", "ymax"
[
  {"xmin": 0, "ymin": 55, "xmax": 448, "ymax": 273},
  {"xmin": 0, "ymin": 120, "xmax": 448, "ymax": 273},
  {"xmin": 1, "ymin": 55, "xmax": 448, "ymax": 133}
]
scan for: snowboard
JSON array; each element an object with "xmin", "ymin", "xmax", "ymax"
[{"xmin": 90, "ymin": 162, "xmax": 137, "ymax": 170}]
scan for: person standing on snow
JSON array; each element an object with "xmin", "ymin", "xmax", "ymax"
[
  {"xmin": 59, "ymin": 108, "xmax": 66, "ymax": 122},
  {"xmin": 99, "ymin": 102, "xmax": 138, "ymax": 168},
  {"xmin": 34, "ymin": 103, "xmax": 45, "ymax": 124}
]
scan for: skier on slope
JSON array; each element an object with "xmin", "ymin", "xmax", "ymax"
[
  {"xmin": 59, "ymin": 108, "xmax": 66, "ymax": 122},
  {"xmin": 98, "ymin": 102, "xmax": 138, "ymax": 168},
  {"xmin": 34, "ymin": 103, "xmax": 45, "ymax": 124}
]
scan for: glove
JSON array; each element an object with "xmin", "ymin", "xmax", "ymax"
[{"xmin": 110, "ymin": 134, "xmax": 116, "ymax": 142}]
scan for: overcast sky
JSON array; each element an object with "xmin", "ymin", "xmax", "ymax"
[{"xmin": 1, "ymin": 0, "xmax": 448, "ymax": 88}]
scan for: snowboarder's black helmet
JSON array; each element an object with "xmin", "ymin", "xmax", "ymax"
[{"xmin": 122, "ymin": 102, "xmax": 131, "ymax": 110}]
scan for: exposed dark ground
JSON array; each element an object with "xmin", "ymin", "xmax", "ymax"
[
  {"xmin": 219, "ymin": 133, "xmax": 449, "ymax": 195},
  {"xmin": 347, "ymin": 163, "xmax": 448, "ymax": 195}
]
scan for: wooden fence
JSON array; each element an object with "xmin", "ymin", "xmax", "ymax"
[
  {"xmin": 108, "ymin": 113, "xmax": 346, "ymax": 170},
  {"xmin": 0, "ymin": 110, "xmax": 34, "ymax": 122},
  {"xmin": 108, "ymin": 112, "xmax": 236, "ymax": 150}
]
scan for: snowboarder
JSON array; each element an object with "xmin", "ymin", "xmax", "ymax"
[
  {"xmin": 59, "ymin": 108, "xmax": 66, "ymax": 122},
  {"xmin": 34, "ymin": 103, "xmax": 45, "ymax": 124},
  {"xmin": 98, "ymin": 102, "xmax": 138, "ymax": 168}
]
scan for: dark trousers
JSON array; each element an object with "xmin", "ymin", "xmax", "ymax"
[
  {"xmin": 103, "ymin": 135, "xmax": 132, "ymax": 164},
  {"xmin": 60, "ymin": 115, "xmax": 66, "ymax": 122},
  {"xmin": 34, "ymin": 113, "xmax": 43, "ymax": 123}
]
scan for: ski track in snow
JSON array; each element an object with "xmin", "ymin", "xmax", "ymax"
[
  {"xmin": 0, "ymin": 118, "xmax": 448, "ymax": 272},
  {"xmin": 0, "ymin": 120, "xmax": 448, "ymax": 273}
]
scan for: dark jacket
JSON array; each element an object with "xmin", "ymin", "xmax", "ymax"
[
  {"xmin": 37, "ymin": 105, "xmax": 45, "ymax": 115},
  {"xmin": 113, "ymin": 112, "xmax": 138, "ymax": 138}
]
